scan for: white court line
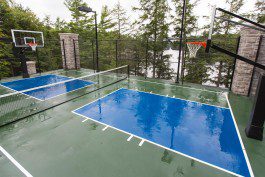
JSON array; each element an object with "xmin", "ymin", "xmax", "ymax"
[
  {"xmin": 72, "ymin": 112, "xmax": 243, "ymax": 177},
  {"xmin": 1, "ymin": 76, "xmax": 95, "ymax": 101},
  {"xmin": 82, "ymin": 118, "xmax": 89, "ymax": 122},
  {"xmin": 225, "ymin": 93, "xmax": 254, "ymax": 177},
  {"xmin": 139, "ymin": 139, "xmax": 145, "ymax": 147},
  {"xmin": 0, "ymin": 65, "xmax": 127, "ymax": 100},
  {"xmin": 102, "ymin": 126, "xmax": 109, "ymax": 131},
  {"xmin": 127, "ymin": 135, "xmax": 134, "ymax": 142},
  {"xmin": 0, "ymin": 146, "xmax": 33, "ymax": 177},
  {"xmin": 0, "ymin": 84, "xmax": 43, "ymax": 102},
  {"xmin": 126, "ymin": 88, "xmax": 229, "ymax": 109},
  {"xmin": 129, "ymin": 78, "xmax": 224, "ymax": 94}
]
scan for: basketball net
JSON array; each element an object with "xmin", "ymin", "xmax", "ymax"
[
  {"xmin": 27, "ymin": 42, "xmax": 38, "ymax": 51},
  {"xmin": 186, "ymin": 42, "xmax": 206, "ymax": 58}
]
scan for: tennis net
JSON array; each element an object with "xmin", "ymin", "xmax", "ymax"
[{"xmin": 0, "ymin": 65, "xmax": 129, "ymax": 126}]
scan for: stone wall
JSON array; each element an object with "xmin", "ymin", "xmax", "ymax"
[
  {"xmin": 26, "ymin": 61, "xmax": 37, "ymax": 75},
  {"xmin": 231, "ymin": 27, "xmax": 265, "ymax": 96},
  {"xmin": 59, "ymin": 33, "xmax": 80, "ymax": 70},
  {"xmin": 249, "ymin": 36, "xmax": 265, "ymax": 96}
]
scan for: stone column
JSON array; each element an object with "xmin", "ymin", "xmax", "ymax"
[
  {"xmin": 231, "ymin": 27, "xmax": 265, "ymax": 96},
  {"xmin": 26, "ymin": 61, "xmax": 37, "ymax": 75},
  {"xmin": 59, "ymin": 33, "xmax": 80, "ymax": 70}
]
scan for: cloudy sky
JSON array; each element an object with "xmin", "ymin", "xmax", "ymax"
[{"xmin": 13, "ymin": 0, "xmax": 256, "ymax": 28}]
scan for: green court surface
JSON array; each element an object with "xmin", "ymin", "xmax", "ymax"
[{"xmin": 0, "ymin": 70, "xmax": 265, "ymax": 177}]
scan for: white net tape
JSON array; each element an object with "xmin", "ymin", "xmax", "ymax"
[{"xmin": 187, "ymin": 43, "xmax": 202, "ymax": 58}]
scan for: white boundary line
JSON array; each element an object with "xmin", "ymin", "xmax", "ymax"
[
  {"xmin": 126, "ymin": 88, "xmax": 229, "ymax": 109},
  {"xmin": 0, "ymin": 65, "xmax": 127, "ymax": 99},
  {"xmin": 225, "ymin": 93, "xmax": 255, "ymax": 177},
  {"xmin": 129, "ymin": 78, "xmax": 224, "ymax": 94},
  {"xmin": 0, "ymin": 83, "xmax": 43, "ymax": 102},
  {"xmin": 72, "ymin": 88, "xmax": 124, "ymax": 113},
  {"xmin": 71, "ymin": 88, "xmax": 247, "ymax": 177},
  {"xmin": 72, "ymin": 112, "xmax": 243, "ymax": 177},
  {"xmin": 0, "ymin": 146, "xmax": 33, "ymax": 177},
  {"xmin": 31, "ymin": 80, "xmax": 95, "ymax": 101},
  {"xmin": 1, "ymin": 74, "xmax": 96, "ymax": 101}
]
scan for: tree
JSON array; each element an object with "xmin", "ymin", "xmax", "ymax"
[
  {"xmin": 172, "ymin": 0, "xmax": 199, "ymax": 38},
  {"xmin": 54, "ymin": 17, "xmax": 67, "ymax": 31},
  {"xmin": 64, "ymin": 0, "xmax": 94, "ymax": 37},
  {"xmin": 112, "ymin": 1, "xmax": 130, "ymax": 39},
  {"xmin": 133, "ymin": 0, "xmax": 171, "ymax": 78},
  {"xmin": 99, "ymin": 5, "xmax": 115, "ymax": 33},
  {"xmin": 254, "ymin": 0, "xmax": 265, "ymax": 23}
]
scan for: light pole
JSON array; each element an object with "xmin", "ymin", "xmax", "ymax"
[{"xmin": 78, "ymin": 6, "xmax": 99, "ymax": 72}]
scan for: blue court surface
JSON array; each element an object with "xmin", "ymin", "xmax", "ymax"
[
  {"xmin": 1, "ymin": 74, "xmax": 94, "ymax": 100},
  {"xmin": 73, "ymin": 88, "xmax": 252, "ymax": 177}
]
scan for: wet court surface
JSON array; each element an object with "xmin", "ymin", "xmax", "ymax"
[{"xmin": 0, "ymin": 71, "xmax": 264, "ymax": 177}]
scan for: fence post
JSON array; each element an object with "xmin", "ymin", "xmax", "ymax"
[
  {"xmin": 91, "ymin": 40, "xmax": 95, "ymax": 73},
  {"xmin": 73, "ymin": 39, "xmax": 78, "ymax": 70},
  {"xmin": 62, "ymin": 39, "xmax": 67, "ymax": 70},
  {"xmin": 230, "ymin": 36, "xmax": 241, "ymax": 91},
  {"xmin": 145, "ymin": 38, "xmax": 149, "ymax": 79},
  {"xmin": 115, "ymin": 40, "xmax": 118, "ymax": 68},
  {"xmin": 36, "ymin": 47, "xmax": 41, "ymax": 74}
]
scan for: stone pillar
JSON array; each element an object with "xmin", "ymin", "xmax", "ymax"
[
  {"xmin": 231, "ymin": 27, "xmax": 265, "ymax": 96},
  {"xmin": 26, "ymin": 61, "xmax": 37, "ymax": 75},
  {"xmin": 59, "ymin": 33, "xmax": 80, "ymax": 70}
]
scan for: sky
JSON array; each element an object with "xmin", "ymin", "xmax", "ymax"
[{"xmin": 13, "ymin": 0, "xmax": 256, "ymax": 29}]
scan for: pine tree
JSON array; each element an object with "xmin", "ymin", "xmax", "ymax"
[
  {"xmin": 254, "ymin": 0, "xmax": 265, "ymax": 23},
  {"xmin": 64, "ymin": 0, "xmax": 94, "ymax": 36},
  {"xmin": 112, "ymin": 1, "xmax": 130, "ymax": 39},
  {"xmin": 172, "ymin": 0, "xmax": 199, "ymax": 38},
  {"xmin": 133, "ymin": 0, "xmax": 171, "ymax": 78},
  {"xmin": 99, "ymin": 5, "xmax": 115, "ymax": 33}
]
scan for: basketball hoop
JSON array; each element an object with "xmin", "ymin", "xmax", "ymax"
[
  {"xmin": 186, "ymin": 42, "xmax": 206, "ymax": 58},
  {"xmin": 27, "ymin": 42, "xmax": 38, "ymax": 51}
]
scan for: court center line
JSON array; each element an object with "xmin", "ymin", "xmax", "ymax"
[
  {"xmin": 0, "ymin": 146, "xmax": 33, "ymax": 177},
  {"xmin": 127, "ymin": 135, "xmax": 134, "ymax": 142}
]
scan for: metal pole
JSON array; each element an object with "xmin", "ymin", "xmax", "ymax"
[
  {"xmin": 145, "ymin": 38, "xmax": 149, "ymax": 79},
  {"xmin": 73, "ymin": 39, "xmax": 78, "ymax": 70},
  {"xmin": 62, "ymin": 39, "xmax": 67, "ymax": 70},
  {"xmin": 94, "ymin": 12, "xmax": 99, "ymax": 72},
  {"xmin": 206, "ymin": 6, "xmax": 216, "ymax": 53},
  {"xmin": 230, "ymin": 36, "xmax": 241, "ymax": 91},
  {"xmin": 91, "ymin": 40, "xmax": 95, "ymax": 73},
  {"xmin": 176, "ymin": 0, "xmax": 186, "ymax": 83},
  {"xmin": 115, "ymin": 40, "xmax": 118, "ymax": 68},
  {"xmin": 36, "ymin": 47, "xmax": 41, "ymax": 74}
]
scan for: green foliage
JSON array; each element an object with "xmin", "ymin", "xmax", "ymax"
[
  {"xmin": 111, "ymin": 1, "xmax": 130, "ymax": 39},
  {"xmin": 255, "ymin": 0, "xmax": 265, "ymax": 23},
  {"xmin": 133, "ymin": 0, "xmax": 172, "ymax": 79},
  {"xmin": 172, "ymin": 0, "xmax": 199, "ymax": 38}
]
